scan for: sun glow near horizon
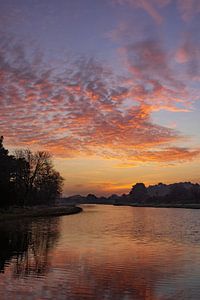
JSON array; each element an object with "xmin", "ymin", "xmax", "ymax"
[{"xmin": 0, "ymin": 0, "xmax": 200, "ymax": 196}]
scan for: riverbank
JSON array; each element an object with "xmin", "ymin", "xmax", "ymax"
[
  {"xmin": 0, "ymin": 205, "xmax": 82, "ymax": 221},
  {"xmin": 114, "ymin": 202, "xmax": 200, "ymax": 209},
  {"xmin": 60, "ymin": 199, "xmax": 200, "ymax": 209}
]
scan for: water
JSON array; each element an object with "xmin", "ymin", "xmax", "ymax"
[{"xmin": 0, "ymin": 205, "xmax": 200, "ymax": 300}]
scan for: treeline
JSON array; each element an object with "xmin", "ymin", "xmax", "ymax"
[
  {"xmin": 0, "ymin": 136, "xmax": 63, "ymax": 208},
  {"xmin": 128, "ymin": 182, "xmax": 200, "ymax": 204},
  {"xmin": 62, "ymin": 182, "xmax": 200, "ymax": 207}
]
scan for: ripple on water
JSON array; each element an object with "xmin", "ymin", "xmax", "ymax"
[{"xmin": 0, "ymin": 205, "xmax": 200, "ymax": 299}]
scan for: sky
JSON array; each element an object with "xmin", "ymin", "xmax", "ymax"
[{"xmin": 0, "ymin": 0, "xmax": 200, "ymax": 196}]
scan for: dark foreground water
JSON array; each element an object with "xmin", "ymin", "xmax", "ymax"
[{"xmin": 0, "ymin": 205, "xmax": 200, "ymax": 300}]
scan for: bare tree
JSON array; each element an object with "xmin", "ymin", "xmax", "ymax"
[{"xmin": 14, "ymin": 150, "xmax": 63, "ymax": 206}]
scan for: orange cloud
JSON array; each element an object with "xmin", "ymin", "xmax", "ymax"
[
  {"xmin": 119, "ymin": 39, "xmax": 196, "ymax": 114},
  {"xmin": 0, "ymin": 38, "xmax": 199, "ymax": 166},
  {"xmin": 133, "ymin": 147, "xmax": 200, "ymax": 163}
]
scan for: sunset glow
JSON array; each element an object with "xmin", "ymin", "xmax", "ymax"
[{"xmin": 0, "ymin": 0, "xmax": 199, "ymax": 196}]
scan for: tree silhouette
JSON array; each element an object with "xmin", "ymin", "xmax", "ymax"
[
  {"xmin": 129, "ymin": 183, "xmax": 148, "ymax": 202},
  {"xmin": 0, "ymin": 137, "xmax": 63, "ymax": 208},
  {"xmin": 15, "ymin": 149, "xmax": 63, "ymax": 205},
  {"xmin": 0, "ymin": 136, "xmax": 15, "ymax": 206}
]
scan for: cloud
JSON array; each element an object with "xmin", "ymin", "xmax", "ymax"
[
  {"xmin": 108, "ymin": 1, "xmax": 199, "ymax": 114},
  {"xmin": 113, "ymin": 0, "xmax": 200, "ymax": 22},
  {"xmin": 177, "ymin": 0, "xmax": 200, "ymax": 21},
  {"xmin": 175, "ymin": 36, "xmax": 200, "ymax": 78},
  {"xmin": 113, "ymin": 0, "xmax": 164, "ymax": 24},
  {"xmin": 0, "ymin": 38, "xmax": 199, "ymax": 165},
  {"xmin": 133, "ymin": 147, "xmax": 200, "ymax": 163},
  {"xmin": 97, "ymin": 146, "xmax": 200, "ymax": 164},
  {"xmin": 119, "ymin": 38, "xmax": 196, "ymax": 113}
]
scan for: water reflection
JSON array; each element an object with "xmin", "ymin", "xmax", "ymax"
[
  {"xmin": 0, "ymin": 218, "xmax": 59, "ymax": 277},
  {"xmin": 0, "ymin": 206, "xmax": 200, "ymax": 299},
  {"xmin": 52, "ymin": 205, "xmax": 200, "ymax": 300}
]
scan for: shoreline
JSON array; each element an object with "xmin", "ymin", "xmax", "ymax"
[
  {"xmin": 0, "ymin": 205, "xmax": 83, "ymax": 221},
  {"xmin": 61, "ymin": 201, "xmax": 200, "ymax": 209},
  {"xmin": 113, "ymin": 203, "xmax": 200, "ymax": 209}
]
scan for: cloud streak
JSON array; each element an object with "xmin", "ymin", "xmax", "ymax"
[{"xmin": 113, "ymin": 0, "xmax": 200, "ymax": 22}]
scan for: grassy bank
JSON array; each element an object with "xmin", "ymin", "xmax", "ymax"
[{"xmin": 0, "ymin": 205, "xmax": 82, "ymax": 221}]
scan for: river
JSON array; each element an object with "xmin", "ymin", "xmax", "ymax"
[{"xmin": 0, "ymin": 205, "xmax": 200, "ymax": 299}]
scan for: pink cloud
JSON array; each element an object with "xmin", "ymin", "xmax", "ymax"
[
  {"xmin": 0, "ymin": 38, "xmax": 199, "ymax": 165},
  {"xmin": 119, "ymin": 39, "xmax": 195, "ymax": 113},
  {"xmin": 114, "ymin": 0, "xmax": 164, "ymax": 24},
  {"xmin": 175, "ymin": 48, "xmax": 190, "ymax": 64},
  {"xmin": 177, "ymin": 0, "xmax": 200, "ymax": 21},
  {"xmin": 175, "ymin": 36, "xmax": 200, "ymax": 79},
  {"xmin": 113, "ymin": 0, "xmax": 200, "ymax": 22}
]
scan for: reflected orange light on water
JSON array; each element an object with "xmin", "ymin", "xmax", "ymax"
[{"xmin": 0, "ymin": 206, "xmax": 200, "ymax": 299}]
